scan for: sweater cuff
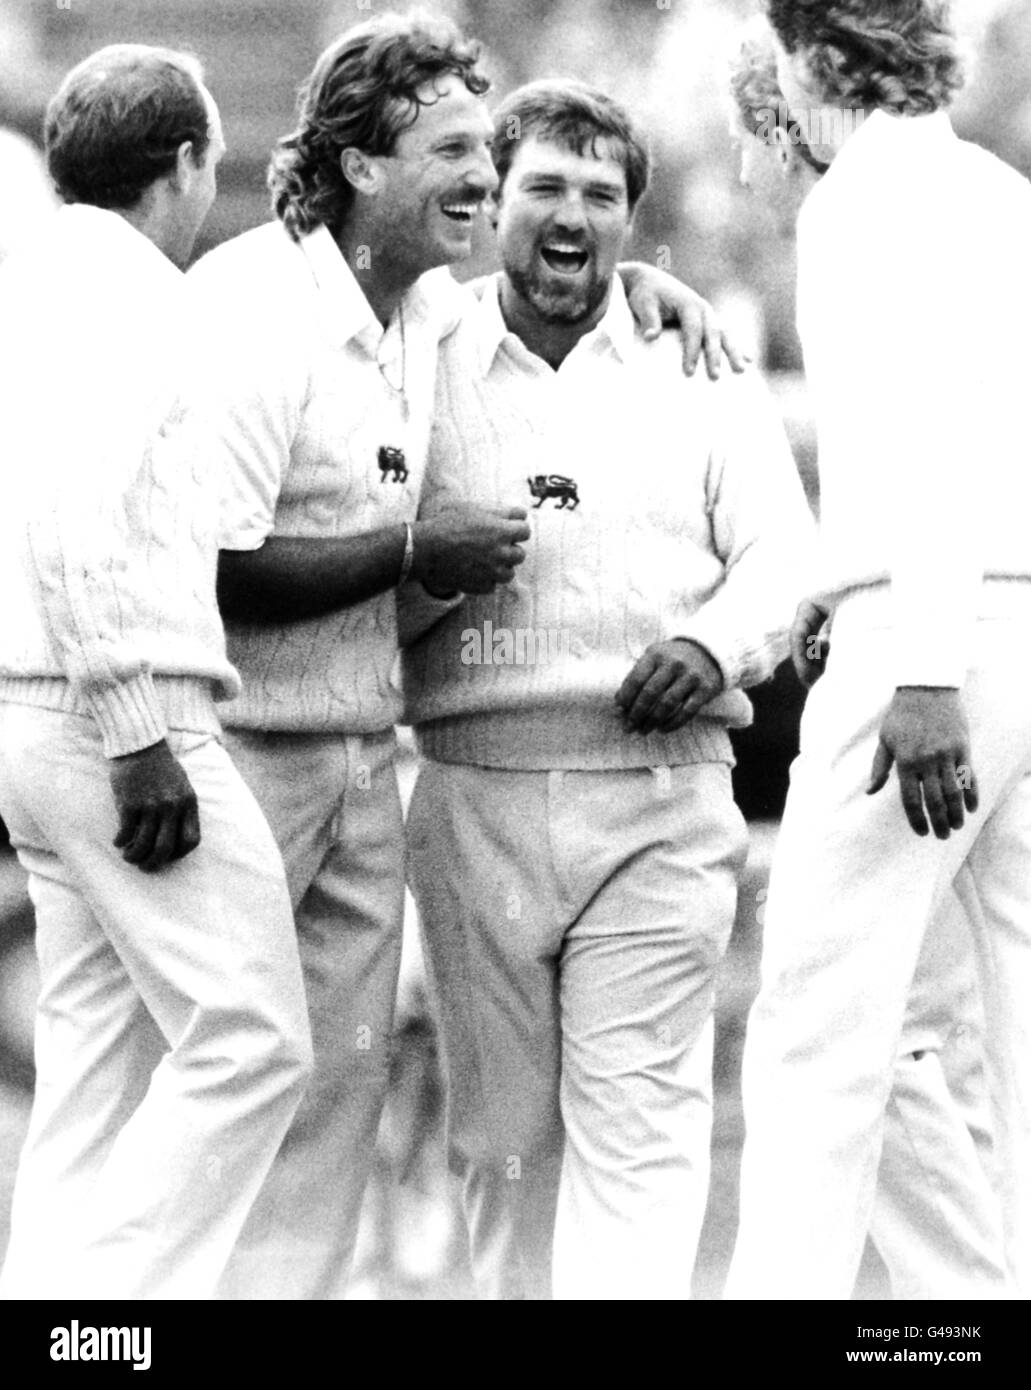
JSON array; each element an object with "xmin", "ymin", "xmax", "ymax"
[
  {"xmin": 84, "ymin": 672, "xmax": 169, "ymax": 758},
  {"xmin": 888, "ymin": 617, "xmax": 972, "ymax": 690}
]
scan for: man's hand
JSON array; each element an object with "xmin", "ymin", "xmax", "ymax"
[
  {"xmin": 619, "ymin": 262, "xmax": 749, "ymax": 380},
  {"xmin": 412, "ymin": 506, "xmax": 530, "ymax": 596},
  {"xmin": 868, "ymin": 687, "xmax": 979, "ymax": 839},
  {"xmin": 616, "ymin": 639, "xmax": 724, "ymax": 734},
  {"xmin": 790, "ymin": 598, "xmax": 831, "ymax": 688},
  {"xmin": 110, "ymin": 739, "xmax": 201, "ymax": 873}
]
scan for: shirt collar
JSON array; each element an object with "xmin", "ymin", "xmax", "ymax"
[
  {"xmin": 298, "ymin": 222, "xmax": 444, "ymax": 361},
  {"xmin": 298, "ymin": 223, "xmax": 380, "ymax": 349},
  {"xmin": 59, "ymin": 203, "xmax": 182, "ymax": 285},
  {"xmin": 816, "ymin": 107, "xmax": 956, "ymax": 192},
  {"xmin": 472, "ymin": 272, "xmax": 636, "ymax": 377}
]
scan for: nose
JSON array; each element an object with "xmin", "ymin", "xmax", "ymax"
[
  {"xmin": 466, "ymin": 143, "xmax": 499, "ymax": 196},
  {"xmin": 553, "ymin": 189, "xmax": 587, "ymax": 232}
]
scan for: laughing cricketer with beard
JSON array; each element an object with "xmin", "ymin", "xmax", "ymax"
[
  {"xmin": 182, "ymin": 10, "xmax": 736, "ymax": 1300},
  {"xmin": 402, "ymin": 76, "xmax": 814, "ymax": 1301}
]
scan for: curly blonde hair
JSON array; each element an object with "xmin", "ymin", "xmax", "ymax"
[
  {"xmin": 764, "ymin": 0, "xmax": 963, "ymax": 115},
  {"xmin": 729, "ymin": 27, "xmax": 827, "ymax": 172},
  {"xmin": 270, "ymin": 10, "xmax": 489, "ymax": 242}
]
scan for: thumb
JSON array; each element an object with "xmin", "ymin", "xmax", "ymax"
[
  {"xmin": 634, "ymin": 297, "xmax": 662, "ymax": 341},
  {"xmin": 867, "ymin": 739, "xmax": 894, "ymax": 795}
]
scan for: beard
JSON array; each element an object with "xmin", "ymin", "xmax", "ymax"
[{"xmin": 503, "ymin": 248, "xmax": 610, "ymax": 325}]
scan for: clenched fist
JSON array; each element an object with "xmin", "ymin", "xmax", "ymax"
[
  {"xmin": 412, "ymin": 506, "xmax": 531, "ymax": 596},
  {"xmin": 110, "ymin": 739, "xmax": 201, "ymax": 873}
]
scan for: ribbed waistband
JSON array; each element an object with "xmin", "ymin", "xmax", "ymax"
[
  {"xmin": 0, "ymin": 675, "xmax": 221, "ymax": 737},
  {"xmin": 415, "ymin": 704, "xmax": 734, "ymax": 770}
]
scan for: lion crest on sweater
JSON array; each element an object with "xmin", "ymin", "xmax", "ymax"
[{"xmin": 528, "ymin": 474, "xmax": 579, "ymax": 510}]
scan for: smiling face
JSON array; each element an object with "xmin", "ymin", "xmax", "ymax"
[
  {"xmin": 370, "ymin": 72, "xmax": 496, "ymax": 274},
  {"xmin": 493, "ymin": 134, "xmax": 632, "ymax": 328}
]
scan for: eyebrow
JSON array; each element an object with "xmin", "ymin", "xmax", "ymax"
[
  {"xmin": 520, "ymin": 171, "xmax": 625, "ymax": 195},
  {"xmin": 430, "ymin": 131, "xmax": 492, "ymax": 148}
]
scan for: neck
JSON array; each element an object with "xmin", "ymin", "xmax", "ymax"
[
  {"xmin": 118, "ymin": 188, "xmax": 180, "ymax": 266},
  {"xmin": 334, "ymin": 215, "xmax": 422, "ymax": 326},
  {"xmin": 800, "ymin": 103, "xmax": 871, "ymax": 167},
  {"xmin": 499, "ymin": 277, "xmax": 612, "ymax": 369}
]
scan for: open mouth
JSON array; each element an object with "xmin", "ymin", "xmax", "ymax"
[
  {"xmin": 540, "ymin": 242, "xmax": 589, "ymax": 275},
  {"xmin": 442, "ymin": 200, "xmax": 480, "ymax": 227}
]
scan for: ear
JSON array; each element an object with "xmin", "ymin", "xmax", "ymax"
[
  {"xmin": 771, "ymin": 125, "xmax": 792, "ymax": 174},
  {"xmin": 170, "ymin": 139, "xmax": 199, "ymax": 192},
  {"xmin": 340, "ymin": 148, "xmax": 383, "ymax": 197}
]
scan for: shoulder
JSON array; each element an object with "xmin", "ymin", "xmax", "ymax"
[
  {"xmin": 627, "ymin": 327, "xmax": 746, "ymax": 401},
  {"xmin": 187, "ymin": 221, "xmax": 315, "ymax": 349},
  {"xmin": 188, "ymin": 221, "xmax": 309, "ymax": 301},
  {"xmin": 631, "ymin": 336, "xmax": 783, "ymax": 424}
]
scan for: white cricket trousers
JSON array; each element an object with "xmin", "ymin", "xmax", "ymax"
[
  {"xmin": 727, "ymin": 589, "xmax": 1031, "ymax": 1299},
  {"xmin": 215, "ymin": 729, "xmax": 404, "ymax": 1300},
  {"xmin": 0, "ymin": 704, "xmax": 312, "ymax": 1300},
  {"xmin": 871, "ymin": 888, "xmax": 1008, "ymax": 1298},
  {"xmin": 407, "ymin": 758, "xmax": 748, "ymax": 1301}
]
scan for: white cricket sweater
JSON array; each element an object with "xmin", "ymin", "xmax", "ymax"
[
  {"xmin": 185, "ymin": 222, "xmax": 465, "ymax": 733},
  {"xmin": 0, "ymin": 205, "xmax": 236, "ymax": 756},
  {"xmin": 797, "ymin": 109, "xmax": 1031, "ymax": 687},
  {"xmin": 402, "ymin": 278, "xmax": 815, "ymax": 770}
]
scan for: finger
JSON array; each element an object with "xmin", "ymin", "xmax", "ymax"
[
  {"xmin": 634, "ymin": 293, "xmax": 662, "ymax": 342},
  {"xmin": 503, "ymin": 544, "xmax": 526, "ymax": 567},
  {"xmin": 962, "ymin": 763, "xmax": 979, "ymax": 815},
  {"xmin": 867, "ymin": 740, "xmax": 894, "ymax": 794},
  {"xmin": 624, "ymin": 666, "xmax": 676, "ymax": 730},
  {"xmin": 661, "ymin": 683, "xmax": 714, "ymax": 731},
  {"xmin": 174, "ymin": 799, "xmax": 201, "ymax": 861},
  {"xmin": 790, "ymin": 604, "xmax": 824, "ymax": 686},
  {"xmin": 646, "ymin": 673, "xmax": 698, "ymax": 733},
  {"xmin": 139, "ymin": 809, "xmax": 180, "ymax": 873},
  {"xmin": 616, "ymin": 653, "xmax": 658, "ymax": 711},
  {"xmin": 674, "ymin": 682, "xmax": 715, "ymax": 725},
  {"xmin": 500, "ymin": 519, "xmax": 532, "ymax": 542},
  {"xmin": 500, "ymin": 507, "xmax": 529, "ymax": 521},
  {"xmin": 789, "ymin": 620, "xmax": 812, "ymax": 686},
  {"xmin": 702, "ymin": 310, "xmax": 723, "ymax": 381},
  {"xmin": 492, "ymin": 565, "xmax": 516, "ymax": 586},
  {"xmin": 722, "ymin": 330, "xmax": 751, "ymax": 374},
  {"xmin": 898, "ymin": 769, "xmax": 929, "ymax": 837},
  {"xmin": 113, "ymin": 807, "xmax": 138, "ymax": 850},
  {"xmin": 680, "ymin": 316, "xmax": 703, "ymax": 378},
  {"xmin": 938, "ymin": 762, "xmax": 966, "ymax": 833},
  {"xmin": 920, "ymin": 768, "xmax": 952, "ymax": 841},
  {"xmin": 121, "ymin": 808, "xmax": 159, "ymax": 864}
]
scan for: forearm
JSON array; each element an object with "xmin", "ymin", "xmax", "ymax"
[
  {"xmin": 218, "ymin": 527, "xmax": 407, "ymax": 624},
  {"xmin": 28, "ymin": 422, "xmax": 171, "ymax": 753},
  {"xmin": 677, "ymin": 547, "xmax": 802, "ymax": 690}
]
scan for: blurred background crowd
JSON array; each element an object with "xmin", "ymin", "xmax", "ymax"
[{"xmin": 2, "ymin": 0, "xmax": 1031, "ymax": 1298}]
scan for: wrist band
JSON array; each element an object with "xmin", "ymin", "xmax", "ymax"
[{"xmin": 398, "ymin": 522, "xmax": 415, "ymax": 587}]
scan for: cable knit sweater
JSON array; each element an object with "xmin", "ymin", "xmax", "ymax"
[
  {"xmin": 185, "ymin": 222, "xmax": 465, "ymax": 734},
  {"xmin": 402, "ymin": 277, "xmax": 815, "ymax": 771},
  {"xmin": 798, "ymin": 110, "xmax": 1031, "ymax": 686},
  {"xmin": 0, "ymin": 205, "xmax": 236, "ymax": 756}
]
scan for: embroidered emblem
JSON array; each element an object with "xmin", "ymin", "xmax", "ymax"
[
  {"xmin": 528, "ymin": 474, "xmax": 579, "ymax": 510},
  {"xmin": 378, "ymin": 445, "xmax": 409, "ymax": 483}
]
